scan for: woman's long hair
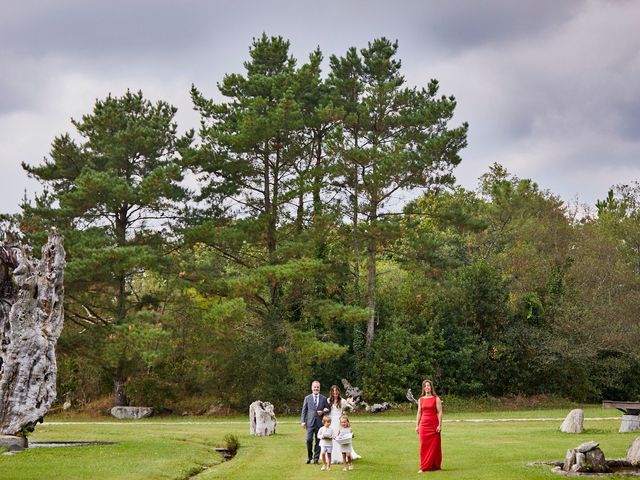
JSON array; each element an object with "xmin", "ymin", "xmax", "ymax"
[
  {"xmin": 329, "ymin": 385, "xmax": 342, "ymax": 406},
  {"xmin": 422, "ymin": 379, "xmax": 437, "ymax": 396}
]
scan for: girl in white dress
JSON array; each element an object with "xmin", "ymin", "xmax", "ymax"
[
  {"xmin": 328, "ymin": 385, "xmax": 361, "ymax": 463},
  {"xmin": 336, "ymin": 415, "xmax": 354, "ymax": 471}
]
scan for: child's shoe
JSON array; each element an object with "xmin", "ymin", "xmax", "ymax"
[
  {"xmin": 348, "ymin": 465, "xmax": 353, "ymax": 470},
  {"xmin": 343, "ymin": 467, "xmax": 348, "ymax": 471},
  {"xmin": 320, "ymin": 465, "xmax": 326, "ymax": 471}
]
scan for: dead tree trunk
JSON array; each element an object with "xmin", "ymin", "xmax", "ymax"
[{"xmin": 0, "ymin": 231, "xmax": 65, "ymax": 435}]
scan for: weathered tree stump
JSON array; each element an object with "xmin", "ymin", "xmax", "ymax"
[
  {"xmin": 406, "ymin": 389, "xmax": 418, "ymax": 405},
  {"xmin": 366, "ymin": 402, "xmax": 392, "ymax": 413},
  {"xmin": 0, "ymin": 231, "xmax": 65, "ymax": 436},
  {"xmin": 560, "ymin": 408, "xmax": 584, "ymax": 433},
  {"xmin": 249, "ymin": 401, "xmax": 276, "ymax": 436},
  {"xmin": 341, "ymin": 378, "xmax": 363, "ymax": 405}
]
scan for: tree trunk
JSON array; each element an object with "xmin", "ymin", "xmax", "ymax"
[
  {"xmin": 365, "ymin": 236, "xmax": 377, "ymax": 350},
  {"xmin": 312, "ymin": 131, "xmax": 324, "ymax": 218},
  {"xmin": 114, "ymin": 378, "xmax": 129, "ymax": 407},
  {"xmin": 0, "ymin": 231, "xmax": 65, "ymax": 435},
  {"xmin": 352, "ymin": 164, "xmax": 361, "ymax": 304}
]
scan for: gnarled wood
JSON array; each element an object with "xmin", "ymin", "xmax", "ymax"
[
  {"xmin": 0, "ymin": 231, "xmax": 65, "ymax": 436},
  {"xmin": 249, "ymin": 400, "xmax": 276, "ymax": 436}
]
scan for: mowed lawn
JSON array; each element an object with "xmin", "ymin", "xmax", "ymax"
[{"xmin": 0, "ymin": 408, "xmax": 637, "ymax": 480}]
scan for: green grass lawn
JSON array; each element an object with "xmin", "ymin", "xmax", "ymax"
[{"xmin": 0, "ymin": 408, "xmax": 636, "ymax": 479}]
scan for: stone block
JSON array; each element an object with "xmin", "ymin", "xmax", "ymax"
[
  {"xmin": 621, "ymin": 415, "xmax": 640, "ymax": 433},
  {"xmin": 110, "ymin": 406, "xmax": 153, "ymax": 419},
  {"xmin": 0, "ymin": 435, "xmax": 27, "ymax": 452}
]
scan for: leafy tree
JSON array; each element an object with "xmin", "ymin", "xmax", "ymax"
[
  {"xmin": 21, "ymin": 90, "xmax": 190, "ymax": 405},
  {"xmin": 548, "ymin": 204, "xmax": 640, "ymax": 400},
  {"xmin": 428, "ymin": 259, "xmax": 509, "ymax": 395},
  {"xmin": 478, "ymin": 164, "xmax": 574, "ymax": 324},
  {"xmin": 597, "ymin": 182, "xmax": 640, "ymax": 274},
  {"xmin": 397, "ymin": 187, "xmax": 488, "ymax": 273},
  {"xmin": 328, "ymin": 38, "xmax": 468, "ymax": 351},
  {"xmin": 364, "ymin": 261, "xmax": 436, "ymax": 401},
  {"xmin": 188, "ymin": 35, "xmax": 360, "ymax": 400}
]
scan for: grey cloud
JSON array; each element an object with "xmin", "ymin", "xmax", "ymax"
[
  {"xmin": 417, "ymin": 0, "xmax": 585, "ymax": 53},
  {"xmin": 609, "ymin": 97, "xmax": 640, "ymax": 142},
  {"xmin": 1, "ymin": 0, "xmax": 225, "ymax": 59},
  {"xmin": 2, "ymin": 0, "xmax": 640, "ymax": 215}
]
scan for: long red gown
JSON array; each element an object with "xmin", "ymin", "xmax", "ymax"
[{"xmin": 418, "ymin": 396, "xmax": 442, "ymax": 471}]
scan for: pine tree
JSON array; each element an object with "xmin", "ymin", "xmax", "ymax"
[
  {"xmin": 21, "ymin": 90, "xmax": 190, "ymax": 405},
  {"xmin": 328, "ymin": 38, "xmax": 469, "ymax": 350}
]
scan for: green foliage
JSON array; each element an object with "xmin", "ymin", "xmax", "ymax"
[
  {"xmin": 287, "ymin": 329, "xmax": 348, "ymax": 391},
  {"xmin": 327, "ymin": 37, "xmax": 469, "ymax": 349},
  {"xmin": 7, "ymin": 36, "xmax": 640, "ymax": 410},
  {"xmin": 308, "ymin": 300, "xmax": 370, "ymax": 325},
  {"xmin": 223, "ymin": 433, "xmax": 240, "ymax": 456},
  {"xmin": 19, "ymin": 90, "xmax": 190, "ymax": 405},
  {"xmin": 364, "ymin": 324, "xmax": 433, "ymax": 401}
]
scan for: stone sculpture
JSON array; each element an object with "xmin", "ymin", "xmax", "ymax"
[
  {"xmin": 563, "ymin": 441, "xmax": 609, "ymax": 473},
  {"xmin": 249, "ymin": 400, "xmax": 276, "ymax": 436},
  {"xmin": 0, "ymin": 231, "xmax": 65, "ymax": 437}
]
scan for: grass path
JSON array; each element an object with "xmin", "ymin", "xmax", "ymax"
[
  {"xmin": 0, "ymin": 408, "xmax": 635, "ymax": 480},
  {"xmin": 45, "ymin": 416, "xmax": 620, "ymax": 425}
]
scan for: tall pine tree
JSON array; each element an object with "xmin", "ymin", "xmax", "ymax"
[
  {"xmin": 21, "ymin": 90, "xmax": 190, "ymax": 405},
  {"xmin": 328, "ymin": 38, "xmax": 468, "ymax": 351}
]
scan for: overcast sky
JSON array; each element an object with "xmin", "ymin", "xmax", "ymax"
[{"xmin": 1, "ymin": 0, "xmax": 639, "ymax": 215}]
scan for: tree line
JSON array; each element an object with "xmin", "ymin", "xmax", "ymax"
[{"xmin": 3, "ymin": 35, "xmax": 640, "ymax": 410}]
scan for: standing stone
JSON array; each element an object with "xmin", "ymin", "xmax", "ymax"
[
  {"xmin": 560, "ymin": 408, "xmax": 584, "ymax": 433},
  {"xmin": 0, "ymin": 231, "xmax": 65, "ymax": 436},
  {"xmin": 620, "ymin": 415, "xmax": 640, "ymax": 433},
  {"xmin": 572, "ymin": 452, "xmax": 586, "ymax": 472},
  {"xmin": 563, "ymin": 448, "xmax": 576, "ymax": 471},
  {"xmin": 249, "ymin": 401, "xmax": 276, "ymax": 436},
  {"xmin": 583, "ymin": 447, "xmax": 609, "ymax": 473},
  {"xmin": 627, "ymin": 437, "xmax": 640, "ymax": 465}
]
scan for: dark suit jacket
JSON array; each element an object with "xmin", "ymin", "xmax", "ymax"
[{"xmin": 301, "ymin": 393, "xmax": 330, "ymax": 429}]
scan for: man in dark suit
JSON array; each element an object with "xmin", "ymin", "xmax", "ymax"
[{"xmin": 301, "ymin": 380, "xmax": 330, "ymax": 464}]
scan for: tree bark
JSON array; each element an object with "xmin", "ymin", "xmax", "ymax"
[
  {"xmin": 113, "ymin": 378, "xmax": 129, "ymax": 407},
  {"xmin": 0, "ymin": 231, "xmax": 65, "ymax": 435},
  {"xmin": 366, "ymin": 236, "xmax": 377, "ymax": 349}
]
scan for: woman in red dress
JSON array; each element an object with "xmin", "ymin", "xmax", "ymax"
[{"xmin": 415, "ymin": 379, "xmax": 443, "ymax": 472}]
